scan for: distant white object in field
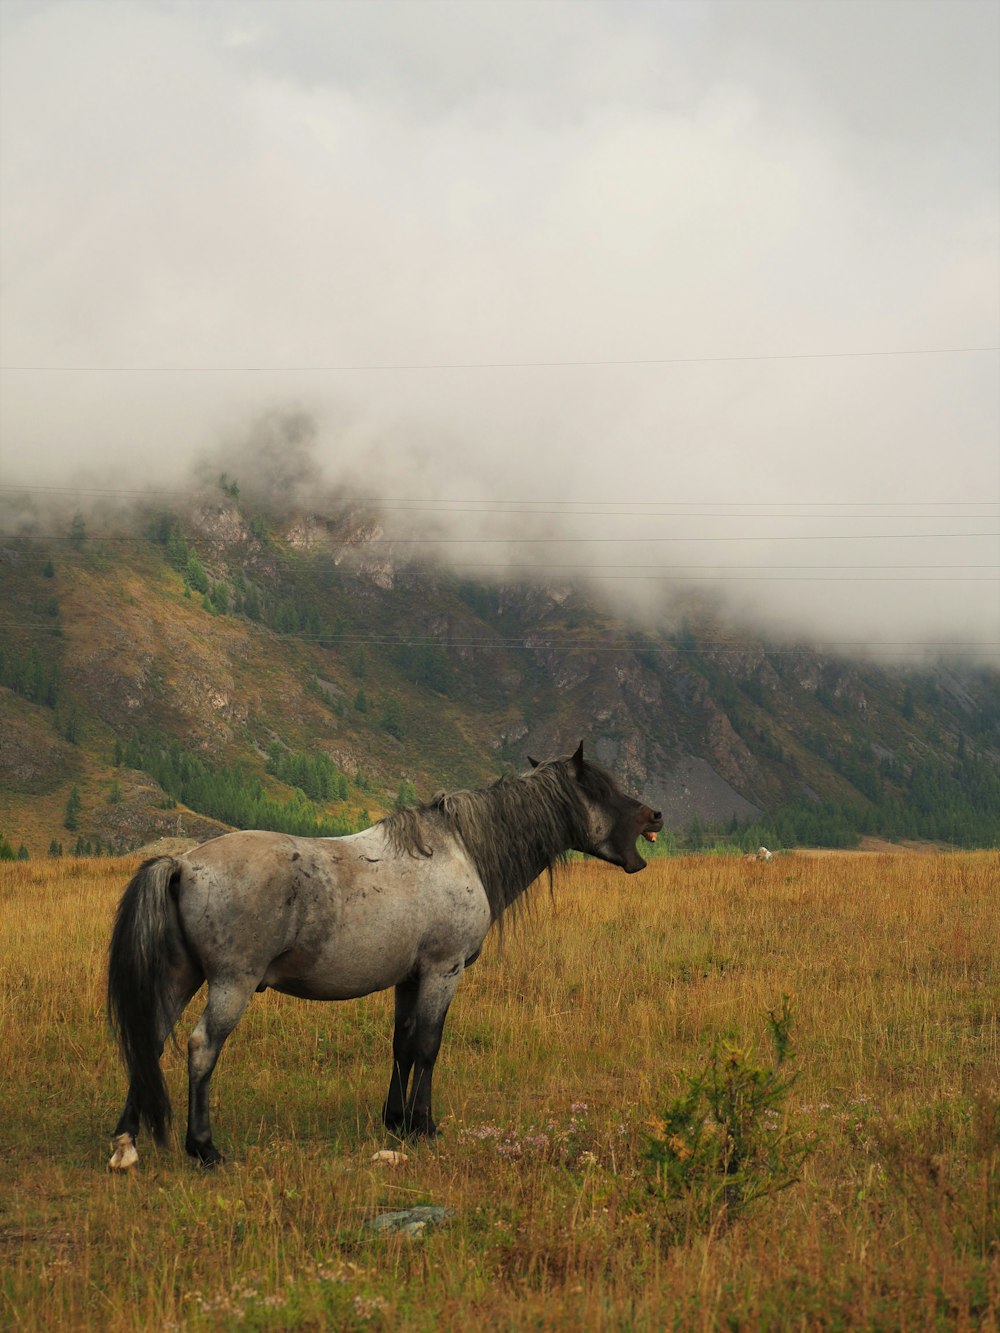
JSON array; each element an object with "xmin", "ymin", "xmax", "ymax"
[{"xmin": 744, "ymin": 846, "xmax": 774, "ymax": 863}]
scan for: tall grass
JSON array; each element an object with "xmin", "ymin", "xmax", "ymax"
[{"xmin": 1, "ymin": 851, "xmax": 996, "ymax": 1330}]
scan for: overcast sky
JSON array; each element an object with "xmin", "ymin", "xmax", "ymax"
[{"xmin": 1, "ymin": 0, "xmax": 997, "ymax": 657}]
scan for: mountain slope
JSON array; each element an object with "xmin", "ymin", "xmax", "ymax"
[{"xmin": 1, "ymin": 491, "xmax": 997, "ymax": 856}]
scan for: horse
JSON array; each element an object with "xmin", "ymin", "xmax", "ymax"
[{"xmin": 106, "ymin": 743, "xmax": 663, "ymax": 1171}]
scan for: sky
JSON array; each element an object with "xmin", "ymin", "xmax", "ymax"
[{"xmin": 1, "ymin": 0, "xmax": 997, "ymax": 658}]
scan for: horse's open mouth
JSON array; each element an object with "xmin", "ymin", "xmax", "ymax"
[{"xmin": 640, "ymin": 814, "xmax": 664, "ymax": 844}]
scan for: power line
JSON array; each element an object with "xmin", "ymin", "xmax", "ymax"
[
  {"xmin": 236, "ymin": 635, "xmax": 1000, "ymax": 650},
  {"xmin": 257, "ymin": 532, "xmax": 1000, "ymax": 545},
  {"xmin": 0, "ymin": 615, "xmax": 994, "ymax": 655},
  {"xmin": 2, "ymin": 531, "xmax": 997, "ymax": 545},
  {"xmin": 0, "ymin": 576, "xmax": 995, "ymax": 603},
  {"xmin": 451, "ymin": 574, "xmax": 993, "ymax": 581},
  {"xmin": 451, "ymin": 562, "xmax": 998, "ymax": 572},
  {"xmin": 2, "ymin": 345, "xmax": 997, "ymax": 372},
  {"xmin": 2, "ymin": 547, "xmax": 995, "ymax": 578},
  {"xmin": 0, "ymin": 530, "xmax": 993, "ymax": 569},
  {"xmin": 283, "ymin": 506, "xmax": 1000, "ymax": 520},
  {"xmin": 2, "ymin": 482, "xmax": 997, "ymax": 509}
]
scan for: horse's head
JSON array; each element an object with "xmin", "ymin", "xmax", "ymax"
[{"xmin": 530, "ymin": 742, "xmax": 664, "ymax": 874}]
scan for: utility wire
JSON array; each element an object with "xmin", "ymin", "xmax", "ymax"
[
  {"xmin": 2, "ymin": 531, "xmax": 997, "ymax": 544},
  {"xmin": 2, "ymin": 483, "xmax": 997, "ymax": 511},
  {"xmin": 450, "ymin": 562, "xmax": 998, "ymax": 572},
  {"xmin": 0, "ymin": 537, "xmax": 993, "ymax": 571},
  {"xmin": 0, "ymin": 616, "xmax": 994, "ymax": 654},
  {"xmin": 2, "ymin": 345, "xmax": 997, "ymax": 372}
]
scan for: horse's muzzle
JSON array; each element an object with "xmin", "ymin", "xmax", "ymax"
[{"xmin": 640, "ymin": 809, "xmax": 664, "ymax": 844}]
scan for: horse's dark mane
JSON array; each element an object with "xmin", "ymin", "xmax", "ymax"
[{"xmin": 379, "ymin": 758, "xmax": 610, "ymax": 924}]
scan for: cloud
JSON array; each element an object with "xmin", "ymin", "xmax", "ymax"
[{"xmin": 0, "ymin": 0, "xmax": 997, "ymax": 657}]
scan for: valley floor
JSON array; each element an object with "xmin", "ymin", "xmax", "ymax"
[{"xmin": 1, "ymin": 851, "xmax": 996, "ymax": 1330}]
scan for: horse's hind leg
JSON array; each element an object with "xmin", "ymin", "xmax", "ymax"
[
  {"xmin": 109, "ymin": 961, "xmax": 201, "ymax": 1169},
  {"xmin": 185, "ymin": 975, "xmax": 257, "ymax": 1167}
]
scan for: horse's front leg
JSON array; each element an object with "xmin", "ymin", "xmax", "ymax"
[
  {"xmin": 382, "ymin": 974, "xmax": 419, "ymax": 1135},
  {"xmin": 401, "ymin": 965, "xmax": 463, "ymax": 1139}
]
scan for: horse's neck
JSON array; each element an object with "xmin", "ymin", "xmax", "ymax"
[{"xmin": 477, "ymin": 787, "xmax": 574, "ymax": 908}]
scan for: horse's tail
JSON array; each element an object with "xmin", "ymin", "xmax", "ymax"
[{"xmin": 107, "ymin": 856, "xmax": 184, "ymax": 1143}]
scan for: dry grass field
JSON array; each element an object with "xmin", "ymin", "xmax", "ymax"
[{"xmin": 1, "ymin": 850, "xmax": 997, "ymax": 1331}]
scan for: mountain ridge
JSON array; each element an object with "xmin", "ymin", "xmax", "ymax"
[{"xmin": 1, "ymin": 487, "xmax": 997, "ymax": 856}]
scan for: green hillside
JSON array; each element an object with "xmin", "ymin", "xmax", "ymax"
[{"xmin": 1, "ymin": 487, "xmax": 997, "ymax": 856}]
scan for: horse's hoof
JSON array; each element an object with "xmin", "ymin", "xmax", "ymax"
[
  {"xmin": 186, "ymin": 1139, "xmax": 225, "ymax": 1168},
  {"xmin": 108, "ymin": 1132, "xmax": 139, "ymax": 1172}
]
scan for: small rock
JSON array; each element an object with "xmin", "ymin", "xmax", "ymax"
[
  {"xmin": 366, "ymin": 1206, "xmax": 454, "ymax": 1237},
  {"xmin": 370, "ymin": 1149, "xmax": 409, "ymax": 1167}
]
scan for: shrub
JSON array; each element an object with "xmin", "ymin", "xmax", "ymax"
[{"xmin": 646, "ymin": 996, "xmax": 815, "ymax": 1238}]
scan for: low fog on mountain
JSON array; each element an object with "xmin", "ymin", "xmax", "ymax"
[{"xmin": 1, "ymin": 0, "xmax": 997, "ymax": 658}]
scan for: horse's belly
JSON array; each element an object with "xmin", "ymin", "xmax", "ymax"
[
  {"xmin": 263, "ymin": 894, "xmax": 470, "ymax": 999},
  {"xmin": 263, "ymin": 938, "xmax": 419, "ymax": 1001},
  {"xmin": 266, "ymin": 975, "xmax": 387, "ymax": 1002}
]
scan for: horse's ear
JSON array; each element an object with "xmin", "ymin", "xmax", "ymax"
[
  {"xmin": 570, "ymin": 741, "xmax": 585, "ymax": 775},
  {"xmin": 527, "ymin": 756, "xmax": 540, "ymax": 769}
]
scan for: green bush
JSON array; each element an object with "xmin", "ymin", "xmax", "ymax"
[{"xmin": 646, "ymin": 997, "xmax": 815, "ymax": 1238}]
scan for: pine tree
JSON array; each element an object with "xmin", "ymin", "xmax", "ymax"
[
  {"xmin": 64, "ymin": 786, "xmax": 82, "ymax": 831},
  {"xmin": 381, "ymin": 694, "xmax": 404, "ymax": 741},
  {"xmin": 166, "ymin": 524, "xmax": 188, "ymax": 569},
  {"xmin": 186, "ymin": 551, "xmax": 209, "ymax": 594}
]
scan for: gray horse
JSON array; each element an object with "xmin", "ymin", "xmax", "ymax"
[{"xmin": 106, "ymin": 744, "xmax": 663, "ymax": 1170}]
